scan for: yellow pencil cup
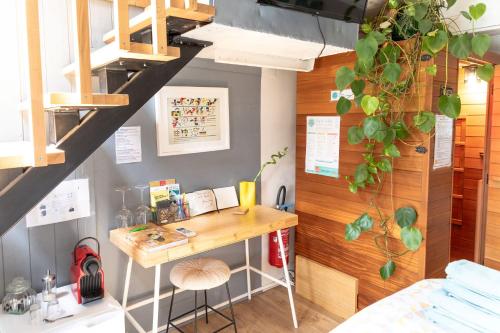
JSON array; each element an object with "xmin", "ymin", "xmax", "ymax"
[{"xmin": 239, "ymin": 181, "xmax": 256, "ymax": 209}]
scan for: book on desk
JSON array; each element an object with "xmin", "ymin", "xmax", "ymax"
[{"xmin": 125, "ymin": 225, "xmax": 188, "ymax": 253}]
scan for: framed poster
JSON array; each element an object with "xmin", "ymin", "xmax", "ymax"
[
  {"xmin": 155, "ymin": 86, "xmax": 230, "ymax": 156},
  {"xmin": 305, "ymin": 116, "xmax": 340, "ymax": 178}
]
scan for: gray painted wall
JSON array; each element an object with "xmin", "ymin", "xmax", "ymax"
[
  {"xmin": 96, "ymin": 58, "xmax": 262, "ymax": 331},
  {"xmin": 0, "ymin": 1, "xmax": 263, "ymax": 332}
]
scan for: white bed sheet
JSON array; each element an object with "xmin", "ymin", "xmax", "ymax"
[{"xmin": 331, "ymin": 279, "xmax": 448, "ymax": 333}]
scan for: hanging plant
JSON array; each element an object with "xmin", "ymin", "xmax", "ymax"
[{"xmin": 334, "ymin": 0, "xmax": 493, "ymax": 280}]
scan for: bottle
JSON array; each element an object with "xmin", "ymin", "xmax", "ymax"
[{"xmin": 42, "ymin": 270, "xmax": 57, "ymax": 303}]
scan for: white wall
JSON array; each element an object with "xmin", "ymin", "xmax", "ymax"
[{"xmin": 260, "ymin": 68, "xmax": 296, "ymax": 287}]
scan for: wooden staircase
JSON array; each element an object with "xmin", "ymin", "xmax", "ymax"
[{"xmin": 0, "ymin": 0, "xmax": 214, "ymax": 235}]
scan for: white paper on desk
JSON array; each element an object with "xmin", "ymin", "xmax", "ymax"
[
  {"xmin": 115, "ymin": 126, "xmax": 142, "ymax": 164},
  {"xmin": 186, "ymin": 190, "xmax": 218, "ymax": 216},
  {"xmin": 26, "ymin": 179, "xmax": 91, "ymax": 227},
  {"xmin": 433, "ymin": 115, "xmax": 454, "ymax": 170},
  {"xmin": 213, "ymin": 186, "xmax": 239, "ymax": 209}
]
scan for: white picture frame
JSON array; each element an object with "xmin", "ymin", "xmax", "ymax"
[{"xmin": 155, "ymin": 86, "xmax": 230, "ymax": 156}]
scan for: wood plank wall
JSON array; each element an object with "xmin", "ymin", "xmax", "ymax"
[
  {"xmin": 295, "ymin": 52, "xmax": 456, "ymax": 308},
  {"xmin": 484, "ymin": 66, "xmax": 500, "ymax": 270},
  {"xmin": 451, "ymin": 65, "xmax": 488, "ymax": 261}
]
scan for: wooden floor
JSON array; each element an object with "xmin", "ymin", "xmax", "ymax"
[{"xmin": 178, "ymin": 287, "xmax": 342, "ymax": 332}]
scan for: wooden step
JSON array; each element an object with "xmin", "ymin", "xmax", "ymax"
[
  {"xmin": 45, "ymin": 92, "xmax": 129, "ymax": 110},
  {"xmin": 0, "ymin": 142, "xmax": 65, "ymax": 170},
  {"xmin": 63, "ymin": 42, "xmax": 180, "ymax": 77},
  {"xmin": 102, "ymin": 4, "xmax": 215, "ymax": 44}
]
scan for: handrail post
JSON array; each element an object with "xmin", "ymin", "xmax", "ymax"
[
  {"xmin": 24, "ymin": 0, "xmax": 47, "ymax": 166},
  {"xmin": 151, "ymin": 0, "xmax": 167, "ymax": 55},
  {"xmin": 114, "ymin": 0, "xmax": 131, "ymax": 51},
  {"xmin": 72, "ymin": 0, "xmax": 93, "ymax": 104}
]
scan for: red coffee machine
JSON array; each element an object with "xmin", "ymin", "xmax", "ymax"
[{"xmin": 70, "ymin": 237, "xmax": 105, "ymax": 304}]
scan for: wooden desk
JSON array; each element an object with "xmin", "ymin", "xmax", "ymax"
[{"xmin": 110, "ymin": 205, "xmax": 298, "ymax": 333}]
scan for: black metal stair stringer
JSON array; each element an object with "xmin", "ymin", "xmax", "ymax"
[{"xmin": 0, "ymin": 43, "xmax": 204, "ymax": 237}]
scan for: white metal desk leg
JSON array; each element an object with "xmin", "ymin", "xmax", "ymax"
[
  {"xmin": 152, "ymin": 264, "xmax": 161, "ymax": 333},
  {"xmin": 122, "ymin": 257, "xmax": 133, "ymax": 309},
  {"xmin": 245, "ymin": 239, "xmax": 252, "ymax": 300},
  {"xmin": 277, "ymin": 229, "xmax": 298, "ymax": 328}
]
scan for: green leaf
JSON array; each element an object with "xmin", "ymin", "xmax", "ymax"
[
  {"xmin": 351, "ymin": 80, "xmax": 366, "ymax": 96},
  {"xmin": 361, "ymin": 23, "xmax": 372, "ymax": 34},
  {"xmin": 355, "ymin": 58, "xmax": 374, "ymax": 76},
  {"xmin": 438, "ymin": 94, "xmax": 461, "ymax": 119},
  {"xmin": 477, "ymin": 63, "xmax": 494, "ymax": 82},
  {"xmin": 383, "ymin": 63, "xmax": 402, "ymax": 84},
  {"xmin": 348, "ymin": 126, "xmax": 365, "ymax": 145},
  {"xmin": 414, "ymin": 3, "xmax": 428, "ymax": 20},
  {"xmin": 378, "ymin": 44, "xmax": 400, "ymax": 64},
  {"xmin": 393, "ymin": 120, "xmax": 409, "ymax": 139},
  {"xmin": 469, "ymin": 3, "xmax": 486, "ymax": 20},
  {"xmin": 388, "ymin": 0, "xmax": 399, "ymax": 9},
  {"xmin": 423, "ymin": 30, "xmax": 448, "ymax": 54},
  {"xmin": 383, "ymin": 128, "xmax": 396, "ymax": 147},
  {"xmin": 395, "ymin": 206, "xmax": 417, "ymax": 229},
  {"xmin": 447, "ymin": 0, "xmax": 457, "ymax": 9},
  {"xmin": 380, "ymin": 260, "xmax": 396, "ymax": 280},
  {"xmin": 401, "ymin": 226, "xmax": 423, "ymax": 251},
  {"xmin": 377, "ymin": 158, "xmax": 392, "ymax": 172},
  {"xmin": 418, "ymin": 19, "xmax": 433, "ymax": 35},
  {"xmin": 413, "ymin": 112, "xmax": 436, "ymax": 133},
  {"xmin": 355, "ymin": 36, "xmax": 378, "ymax": 61},
  {"xmin": 345, "ymin": 223, "xmax": 361, "ymax": 241},
  {"xmin": 367, "ymin": 31, "xmax": 386, "ymax": 45},
  {"xmin": 348, "ymin": 182, "xmax": 358, "ymax": 193},
  {"xmin": 337, "ymin": 97, "xmax": 352, "ymax": 115},
  {"xmin": 354, "ymin": 213, "xmax": 374, "ymax": 232},
  {"xmin": 335, "ymin": 66, "xmax": 355, "ymax": 90},
  {"xmin": 426, "ymin": 64, "xmax": 437, "ymax": 76},
  {"xmin": 361, "ymin": 95, "xmax": 380, "ymax": 115},
  {"xmin": 384, "ymin": 144, "xmax": 401, "ymax": 158},
  {"xmin": 363, "ymin": 117, "xmax": 386, "ymax": 141},
  {"xmin": 461, "ymin": 11, "xmax": 472, "ymax": 21},
  {"xmin": 472, "ymin": 34, "xmax": 491, "ymax": 58},
  {"xmin": 354, "ymin": 163, "xmax": 369, "ymax": 184},
  {"xmin": 449, "ymin": 34, "xmax": 472, "ymax": 59}
]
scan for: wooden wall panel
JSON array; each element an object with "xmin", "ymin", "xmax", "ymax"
[
  {"xmin": 296, "ymin": 52, "xmax": 456, "ymax": 307},
  {"xmin": 485, "ymin": 66, "xmax": 500, "ymax": 269},
  {"xmin": 451, "ymin": 66, "xmax": 488, "ymax": 261}
]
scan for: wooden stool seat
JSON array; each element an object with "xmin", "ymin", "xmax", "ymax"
[{"xmin": 170, "ymin": 257, "xmax": 231, "ymax": 291}]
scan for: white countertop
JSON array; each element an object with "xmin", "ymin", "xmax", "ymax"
[{"xmin": 0, "ymin": 284, "xmax": 124, "ymax": 333}]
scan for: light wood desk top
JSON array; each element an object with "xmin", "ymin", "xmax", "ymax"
[{"xmin": 110, "ymin": 205, "xmax": 298, "ymax": 268}]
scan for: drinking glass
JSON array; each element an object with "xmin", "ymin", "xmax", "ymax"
[
  {"xmin": 115, "ymin": 186, "xmax": 134, "ymax": 229},
  {"xmin": 135, "ymin": 184, "xmax": 151, "ymax": 225},
  {"xmin": 30, "ymin": 303, "xmax": 42, "ymax": 325}
]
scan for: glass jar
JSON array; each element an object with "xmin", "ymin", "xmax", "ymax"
[{"xmin": 2, "ymin": 277, "xmax": 37, "ymax": 315}]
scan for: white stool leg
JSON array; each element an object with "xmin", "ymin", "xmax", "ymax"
[
  {"xmin": 152, "ymin": 264, "xmax": 161, "ymax": 333},
  {"xmin": 245, "ymin": 239, "xmax": 252, "ymax": 300},
  {"xmin": 122, "ymin": 257, "xmax": 133, "ymax": 309},
  {"xmin": 277, "ymin": 229, "xmax": 298, "ymax": 328}
]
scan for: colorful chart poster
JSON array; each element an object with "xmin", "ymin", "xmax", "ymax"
[
  {"xmin": 433, "ymin": 115, "xmax": 454, "ymax": 169},
  {"xmin": 305, "ymin": 116, "xmax": 340, "ymax": 178}
]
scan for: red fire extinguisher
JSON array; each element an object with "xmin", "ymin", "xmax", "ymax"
[
  {"xmin": 269, "ymin": 229, "xmax": 289, "ymax": 268},
  {"xmin": 269, "ymin": 186, "xmax": 290, "ymax": 268}
]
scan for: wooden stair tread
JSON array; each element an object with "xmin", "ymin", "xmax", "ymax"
[
  {"xmin": 63, "ymin": 42, "xmax": 180, "ymax": 77},
  {"xmin": 103, "ymin": 4, "xmax": 215, "ymax": 44},
  {"xmin": 0, "ymin": 142, "xmax": 65, "ymax": 169},
  {"xmin": 46, "ymin": 92, "xmax": 129, "ymax": 109}
]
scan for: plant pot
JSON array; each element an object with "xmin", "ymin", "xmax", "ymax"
[{"xmin": 239, "ymin": 181, "xmax": 256, "ymax": 209}]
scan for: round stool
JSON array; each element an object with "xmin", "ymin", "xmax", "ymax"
[{"xmin": 166, "ymin": 258, "xmax": 237, "ymax": 333}]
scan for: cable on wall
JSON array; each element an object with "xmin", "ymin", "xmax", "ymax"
[{"xmin": 316, "ymin": 15, "xmax": 326, "ymax": 59}]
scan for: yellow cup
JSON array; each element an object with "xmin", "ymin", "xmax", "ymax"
[{"xmin": 239, "ymin": 181, "xmax": 256, "ymax": 209}]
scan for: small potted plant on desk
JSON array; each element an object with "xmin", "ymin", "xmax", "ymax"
[{"xmin": 239, "ymin": 147, "xmax": 289, "ymax": 209}]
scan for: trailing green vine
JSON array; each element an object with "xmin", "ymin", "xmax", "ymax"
[{"xmin": 335, "ymin": 0, "xmax": 493, "ymax": 280}]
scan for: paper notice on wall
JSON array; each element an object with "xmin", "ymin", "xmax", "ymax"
[
  {"xmin": 115, "ymin": 126, "xmax": 142, "ymax": 164},
  {"xmin": 433, "ymin": 115, "xmax": 454, "ymax": 170},
  {"xmin": 26, "ymin": 179, "xmax": 91, "ymax": 228},
  {"xmin": 305, "ymin": 116, "xmax": 340, "ymax": 178}
]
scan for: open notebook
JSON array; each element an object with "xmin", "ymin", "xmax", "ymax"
[
  {"xmin": 186, "ymin": 186, "xmax": 239, "ymax": 216},
  {"xmin": 125, "ymin": 226, "xmax": 187, "ymax": 253}
]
